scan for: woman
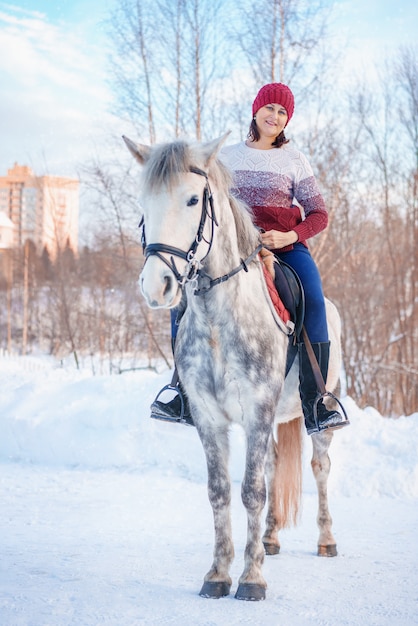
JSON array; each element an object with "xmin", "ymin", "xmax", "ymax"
[{"xmin": 151, "ymin": 83, "xmax": 349, "ymax": 436}]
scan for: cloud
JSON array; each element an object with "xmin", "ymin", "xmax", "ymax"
[
  {"xmin": 2, "ymin": 8, "xmax": 86, "ymax": 85},
  {"xmin": 0, "ymin": 4, "xmax": 117, "ymax": 176}
]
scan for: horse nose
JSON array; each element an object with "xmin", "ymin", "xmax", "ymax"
[{"xmin": 139, "ymin": 259, "xmax": 180, "ymax": 308}]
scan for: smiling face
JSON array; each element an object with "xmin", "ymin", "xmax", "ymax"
[{"xmin": 254, "ymin": 103, "xmax": 288, "ymax": 142}]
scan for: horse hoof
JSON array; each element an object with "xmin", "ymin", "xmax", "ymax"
[
  {"xmin": 235, "ymin": 583, "xmax": 266, "ymax": 601},
  {"xmin": 263, "ymin": 542, "xmax": 280, "ymax": 555},
  {"xmin": 199, "ymin": 581, "xmax": 231, "ymax": 599},
  {"xmin": 318, "ymin": 544, "xmax": 337, "ymax": 557}
]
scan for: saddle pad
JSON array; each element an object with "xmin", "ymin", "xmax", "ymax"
[{"xmin": 261, "ymin": 261, "xmax": 291, "ymax": 325}]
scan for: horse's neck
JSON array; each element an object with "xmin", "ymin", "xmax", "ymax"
[
  {"xmin": 208, "ymin": 226, "xmax": 241, "ymax": 275},
  {"xmin": 186, "ymin": 200, "xmax": 262, "ymax": 320},
  {"xmin": 205, "ymin": 195, "xmax": 252, "ymax": 274}
]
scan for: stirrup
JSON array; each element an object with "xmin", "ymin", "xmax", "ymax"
[
  {"xmin": 150, "ymin": 383, "xmax": 194, "ymax": 426},
  {"xmin": 309, "ymin": 391, "xmax": 350, "ymax": 435}
]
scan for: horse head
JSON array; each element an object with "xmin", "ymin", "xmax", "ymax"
[{"xmin": 123, "ymin": 133, "xmax": 230, "ymax": 309}]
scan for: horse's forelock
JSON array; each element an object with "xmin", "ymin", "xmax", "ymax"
[
  {"xmin": 142, "ymin": 141, "xmax": 191, "ymax": 192},
  {"xmin": 142, "ymin": 140, "xmax": 232, "ymax": 194}
]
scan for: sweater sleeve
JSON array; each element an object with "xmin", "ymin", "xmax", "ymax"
[{"xmin": 292, "ymin": 153, "xmax": 328, "ymax": 241}]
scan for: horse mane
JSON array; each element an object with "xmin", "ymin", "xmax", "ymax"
[
  {"xmin": 213, "ymin": 158, "xmax": 261, "ymax": 258},
  {"xmin": 141, "ymin": 139, "xmax": 261, "ymax": 258}
]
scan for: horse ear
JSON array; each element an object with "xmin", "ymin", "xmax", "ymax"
[
  {"xmin": 200, "ymin": 131, "xmax": 231, "ymax": 166},
  {"xmin": 122, "ymin": 135, "xmax": 150, "ymax": 164}
]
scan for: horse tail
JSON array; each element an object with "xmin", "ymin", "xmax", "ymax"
[{"xmin": 274, "ymin": 417, "xmax": 303, "ymax": 528}]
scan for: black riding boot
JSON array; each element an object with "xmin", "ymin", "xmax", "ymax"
[
  {"xmin": 299, "ymin": 341, "xmax": 349, "ymax": 436},
  {"xmin": 150, "ymin": 376, "xmax": 194, "ymax": 426}
]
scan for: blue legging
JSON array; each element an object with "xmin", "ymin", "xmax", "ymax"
[
  {"xmin": 277, "ymin": 243, "xmax": 328, "ymax": 343},
  {"xmin": 171, "ymin": 243, "xmax": 328, "ymax": 344}
]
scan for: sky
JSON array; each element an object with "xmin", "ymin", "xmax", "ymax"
[
  {"xmin": 0, "ymin": 0, "xmax": 118, "ymax": 178},
  {"xmin": 0, "ymin": 0, "xmax": 417, "ymax": 180}
]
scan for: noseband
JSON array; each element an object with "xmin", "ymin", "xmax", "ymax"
[{"xmin": 139, "ymin": 166, "xmax": 262, "ymax": 295}]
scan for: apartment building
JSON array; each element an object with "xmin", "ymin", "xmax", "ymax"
[{"xmin": 0, "ymin": 163, "xmax": 79, "ymax": 259}]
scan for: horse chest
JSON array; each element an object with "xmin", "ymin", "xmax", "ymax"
[{"xmin": 177, "ymin": 325, "xmax": 282, "ymax": 425}]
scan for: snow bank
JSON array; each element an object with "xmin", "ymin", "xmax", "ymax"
[
  {"xmin": 1, "ymin": 355, "xmax": 417, "ymax": 626},
  {"xmin": 1, "ymin": 355, "xmax": 417, "ymax": 500}
]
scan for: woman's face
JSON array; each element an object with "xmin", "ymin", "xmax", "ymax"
[{"xmin": 254, "ymin": 103, "xmax": 288, "ymax": 139}]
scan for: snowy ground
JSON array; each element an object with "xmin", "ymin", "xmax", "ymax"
[{"xmin": 1, "ymin": 354, "xmax": 417, "ymax": 626}]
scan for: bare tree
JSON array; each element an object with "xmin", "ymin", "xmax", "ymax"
[
  {"xmin": 82, "ymin": 160, "xmax": 171, "ymax": 368},
  {"xmin": 109, "ymin": 0, "xmax": 157, "ymax": 142},
  {"xmin": 108, "ymin": 0, "xmax": 226, "ymax": 142},
  {"xmin": 232, "ymin": 0, "xmax": 330, "ymax": 87},
  {"xmin": 155, "ymin": 0, "xmax": 185, "ymax": 137},
  {"xmin": 393, "ymin": 46, "xmax": 418, "ymax": 413},
  {"xmin": 321, "ymin": 49, "xmax": 418, "ymax": 415}
]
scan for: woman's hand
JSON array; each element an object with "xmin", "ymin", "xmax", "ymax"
[{"xmin": 261, "ymin": 229, "xmax": 298, "ymax": 250}]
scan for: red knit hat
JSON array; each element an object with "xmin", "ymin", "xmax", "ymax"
[{"xmin": 252, "ymin": 83, "xmax": 295, "ymax": 124}]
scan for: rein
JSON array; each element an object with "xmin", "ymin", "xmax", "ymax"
[{"xmin": 140, "ymin": 166, "xmax": 262, "ymax": 295}]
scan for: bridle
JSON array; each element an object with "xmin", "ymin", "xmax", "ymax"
[{"xmin": 139, "ymin": 166, "xmax": 262, "ymax": 295}]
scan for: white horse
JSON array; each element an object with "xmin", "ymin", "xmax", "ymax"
[{"xmin": 124, "ymin": 134, "xmax": 342, "ymax": 601}]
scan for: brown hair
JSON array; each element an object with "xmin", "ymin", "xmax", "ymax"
[{"xmin": 247, "ymin": 119, "xmax": 289, "ymax": 148}]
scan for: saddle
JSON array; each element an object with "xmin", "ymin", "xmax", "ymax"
[
  {"xmin": 273, "ymin": 256, "xmax": 305, "ymax": 339},
  {"xmin": 261, "ymin": 254, "xmax": 305, "ymax": 339},
  {"xmin": 261, "ymin": 253, "xmax": 305, "ymax": 377}
]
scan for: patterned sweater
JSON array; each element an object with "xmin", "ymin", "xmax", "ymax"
[{"xmin": 220, "ymin": 141, "xmax": 328, "ymax": 252}]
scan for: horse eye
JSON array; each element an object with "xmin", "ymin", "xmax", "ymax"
[{"xmin": 187, "ymin": 195, "xmax": 199, "ymax": 207}]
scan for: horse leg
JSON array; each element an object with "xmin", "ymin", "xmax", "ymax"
[
  {"xmin": 235, "ymin": 423, "xmax": 272, "ymax": 601},
  {"xmin": 199, "ymin": 426, "xmax": 234, "ymax": 599},
  {"xmin": 263, "ymin": 419, "xmax": 303, "ymax": 555},
  {"xmin": 262, "ymin": 436, "xmax": 281, "ymax": 555},
  {"xmin": 311, "ymin": 429, "xmax": 338, "ymax": 557}
]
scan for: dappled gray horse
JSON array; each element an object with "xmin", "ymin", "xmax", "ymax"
[{"xmin": 124, "ymin": 134, "xmax": 341, "ymax": 601}]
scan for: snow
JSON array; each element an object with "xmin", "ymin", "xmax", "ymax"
[{"xmin": 1, "ymin": 354, "xmax": 417, "ymax": 625}]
